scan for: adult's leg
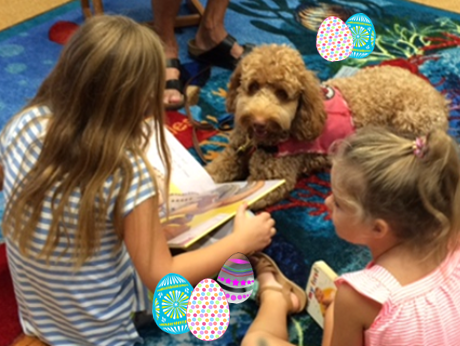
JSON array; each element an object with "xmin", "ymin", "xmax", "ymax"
[
  {"xmin": 195, "ymin": 0, "xmax": 244, "ymax": 59},
  {"xmin": 151, "ymin": 0, "xmax": 183, "ymax": 106},
  {"xmin": 241, "ymin": 271, "xmax": 297, "ymax": 346}
]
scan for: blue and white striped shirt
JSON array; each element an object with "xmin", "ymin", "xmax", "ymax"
[{"xmin": 1, "ymin": 106, "xmax": 155, "ymax": 345}]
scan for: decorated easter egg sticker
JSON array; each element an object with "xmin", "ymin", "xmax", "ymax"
[
  {"xmin": 346, "ymin": 13, "xmax": 376, "ymax": 59},
  {"xmin": 152, "ymin": 273, "xmax": 192, "ymax": 334},
  {"xmin": 316, "ymin": 16, "xmax": 354, "ymax": 62},
  {"xmin": 187, "ymin": 279, "xmax": 230, "ymax": 341},
  {"xmin": 217, "ymin": 252, "xmax": 254, "ymax": 304}
]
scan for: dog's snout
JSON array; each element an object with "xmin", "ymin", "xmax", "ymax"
[
  {"xmin": 251, "ymin": 116, "xmax": 268, "ymax": 131},
  {"xmin": 253, "ymin": 122, "xmax": 267, "ymax": 132}
]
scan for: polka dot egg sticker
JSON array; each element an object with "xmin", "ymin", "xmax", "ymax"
[
  {"xmin": 152, "ymin": 273, "xmax": 192, "ymax": 335},
  {"xmin": 316, "ymin": 16, "xmax": 354, "ymax": 62},
  {"xmin": 187, "ymin": 279, "xmax": 230, "ymax": 341}
]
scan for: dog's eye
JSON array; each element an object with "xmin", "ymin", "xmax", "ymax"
[
  {"xmin": 275, "ymin": 89, "xmax": 289, "ymax": 102},
  {"xmin": 248, "ymin": 82, "xmax": 260, "ymax": 95}
]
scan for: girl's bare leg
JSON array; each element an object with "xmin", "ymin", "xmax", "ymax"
[{"xmin": 241, "ymin": 271, "xmax": 297, "ymax": 346}]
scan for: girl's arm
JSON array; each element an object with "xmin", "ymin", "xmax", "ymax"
[
  {"xmin": 0, "ymin": 165, "xmax": 3, "ymax": 191},
  {"xmin": 322, "ymin": 300, "xmax": 334, "ymax": 346},
  {"xmin": 124, "ymin": 196, "xmax": 272, "ymax": 291},
  {"xmin": 323, "ymin": 283, "xmax": 380, "ymax": 346}
]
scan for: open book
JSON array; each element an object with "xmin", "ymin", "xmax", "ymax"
[
  {"xmin": 305, "ymin": 261, "xmax": 338, "ymax": 328},
  {"xmin": 145, "ymin": 127, "xmax": 285, "ymax": 249}
]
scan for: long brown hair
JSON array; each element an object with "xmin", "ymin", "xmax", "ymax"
[
  {"xmin": 3, "ymin": 15, "xmax": 171, "ymax": 267},
  {"xmin": 330, "ymin": 127, "xmax": 460, "ymax": 263}
]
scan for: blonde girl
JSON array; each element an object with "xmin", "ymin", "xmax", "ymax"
[
  {"xmin": 0, "ymin": 15, "xmax": 275, "ymax": 345},
  {"xmin": 242, "ymin": 126, "xmax": 460, "ymax": 346}
]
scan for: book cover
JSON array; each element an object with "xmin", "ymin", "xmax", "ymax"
[
  {"xmin": 305, "ymin": 261, "xmax": 338, "ymax": 328},
  {"xmin": 188, "ymin": 210, "xmax": 255, "ymax": 250},
  {"xmin": 145, "ymin": 126, "xmax": 285, "ymax": 249}
]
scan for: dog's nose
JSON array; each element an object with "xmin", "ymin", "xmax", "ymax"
[{"xmin": 252, "ymin": 122, "xmax": 267, "ymax": 133}]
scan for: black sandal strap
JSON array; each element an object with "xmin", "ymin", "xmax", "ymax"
[
  {"xmin": 166, "ymin": 58, "xmax": 181, "ymax": 70},
  {"xmin": 242, "ymin": 43, "xmax": 256, "ymax": 58},
  {"xmin": 190, "ymin": 34, "xmax": 240, "ymax": 69},
  {"xmin": 165, "ymin": 79, "xmax": 183, "ymax": 92}
]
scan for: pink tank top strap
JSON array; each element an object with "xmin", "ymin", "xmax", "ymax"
[{"xmin": 335, "ymin": 265, "xmax": 401, "ymax": 304}]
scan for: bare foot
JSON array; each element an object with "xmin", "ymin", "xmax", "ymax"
[{"xmin": 257, "ymin": 270, "xmax": 300, "ymax": 312}]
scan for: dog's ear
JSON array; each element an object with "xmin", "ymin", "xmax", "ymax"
[
  {"xmin": 291, "ymin": 69, "xmax": 326, "ymax": 141},
  {"xmin": 226, "ymin": 62, "xmax": 243, "ymax": 114}
]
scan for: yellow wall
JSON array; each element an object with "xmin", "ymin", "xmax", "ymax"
[{"xmin": 0, "ymin": 0, "xmax": 73, "ymax": 31}]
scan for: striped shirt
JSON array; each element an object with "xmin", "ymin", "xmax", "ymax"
[
  {"xmin": 336, "ymin": 248, "xmax": 460, "ymax": 346},
  {"xmin": 1, "ymin": 106, "xmax": 156, "ymax": 345}
]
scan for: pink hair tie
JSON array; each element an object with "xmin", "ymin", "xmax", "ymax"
[{"xmin": 413, "ymin": 136, "xmax": 427, "ymax": 158}]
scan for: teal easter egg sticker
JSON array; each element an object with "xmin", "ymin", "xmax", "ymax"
[
  {"xmin": 153, "ymin": 273, "xmax": 193, "ymax": 334},
  {"xmin": 346, "ymin": 13, "xmax": 376, "ymax": 59}
]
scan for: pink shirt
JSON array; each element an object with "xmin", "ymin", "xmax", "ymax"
[
  {"xmin": 276, "ymin": 85, "xmax": 355, "ymax": 157},
  {"xmin": 336, "ymin": 249, "xmax": 460, "ymax": 346}
]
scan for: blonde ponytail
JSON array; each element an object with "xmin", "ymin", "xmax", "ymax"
[{"xmin": 330, "ymin": 127, "xmax": 460, "ymax": 262}]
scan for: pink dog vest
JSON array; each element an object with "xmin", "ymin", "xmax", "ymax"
[{"xmin": 264, "ymin": 85, "xmax": 355, "ymax": 157}]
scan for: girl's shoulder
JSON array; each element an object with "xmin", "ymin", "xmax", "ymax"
[
  {"xmin": 335, "ymin": 265, "xmax": 400, "ymax": 305},
  {"xmin": 1, "ymin": 105, "xmax": 51, "ymax": 153},
  {"xmin": 2, "ymin": 105, "xmax": 51, "ymax": 141}
]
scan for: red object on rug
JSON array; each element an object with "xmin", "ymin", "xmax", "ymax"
[
  {"xmin": 0, "ymin": 244, "xmax": 21, "ymax": 346},
  {"xmin": 48, "ymin": 21, "xmax": 79, "ymax": 45},
  {"xmin": 165, "ymin": 111, "xmax": 217, "ymax": 149},
  {"xmin": 370, "ymin": 57, "xmax": 431, "ymax": 83}
]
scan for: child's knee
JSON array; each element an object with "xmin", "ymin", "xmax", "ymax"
[{"xmin": 242, "ymin": 332, "xmax": 270, "ymax": 346}]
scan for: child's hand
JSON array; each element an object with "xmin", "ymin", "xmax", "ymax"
[{"xmin": 233, "ymin": 202, "xmax": 276, "ymax": 254}]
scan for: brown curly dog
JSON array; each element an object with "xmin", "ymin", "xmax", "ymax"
[{"xmin": 205, "ymin": 44, "xmax": 449, "ymax": 210}]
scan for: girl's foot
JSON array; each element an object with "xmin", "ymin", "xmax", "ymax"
[
  {"xmin": 257, "ymin": 271, "xmax": 300, "ymax": 313},
  {"xmin": 252, "ymin": 253, "xmax": 307, "ymax": 314}
]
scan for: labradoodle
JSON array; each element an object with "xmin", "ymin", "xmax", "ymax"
[{"xmin": 205, "ymin": 44, "xmax": 449, "ymax": 210}]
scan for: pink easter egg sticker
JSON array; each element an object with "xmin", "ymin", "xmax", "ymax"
[
  {"xmin": 316, "ymin": 16, "xmax": 354, "ymax": 62},
  {"xmin": 186, "ymin": 279, "xmax": 230, "ymax": 341}
]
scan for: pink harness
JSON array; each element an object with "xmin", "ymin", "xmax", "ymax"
[{"xmin": 256, "ymin": 85, "xmax": 355, "ymax": 157}]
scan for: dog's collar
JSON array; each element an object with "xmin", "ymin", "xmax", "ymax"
[
  {"xmin": 237, "ymin": 140, "xmax": 288, "ymax": 157},
  {"xmin": 236, "ymin": 137, "xmax": 281, "ymax": 156}
]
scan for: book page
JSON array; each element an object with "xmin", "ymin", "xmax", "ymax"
[
  {"xmin": 188, "ymin": 210, "xmax": 255, "ymax": 250},
  {"xmin": 163, "ymin": 180, "xmax": 284, "ymax": 249},
  {"xmin": 143, "ymin": 122, "xmax": 284, "ymax": 249},
  {"xmin": 145, "ymin": 125, "xmax": 216, "ymax": 194}
]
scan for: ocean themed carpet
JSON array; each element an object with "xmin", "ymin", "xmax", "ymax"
[{"xmin": 1, "ymin": 0, "xmax": 460, "ymax": 345}]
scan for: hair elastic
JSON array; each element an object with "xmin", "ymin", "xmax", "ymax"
[{"xmin": 413, "ymin": 136, "xmax": 427, "ymax": 158}]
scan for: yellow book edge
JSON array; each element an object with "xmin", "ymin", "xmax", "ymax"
[
  {"xmin": 305, "ymin": 261, "xmax": 338, "ymax": 329},
  {"xmin": 167, "ymin": 179, "xmax": 286, "ymax": 250}
]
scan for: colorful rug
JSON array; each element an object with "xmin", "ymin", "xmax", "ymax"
[{"xmin": 1, "ymin": 0, "xmax": 460, "ymax": 345}]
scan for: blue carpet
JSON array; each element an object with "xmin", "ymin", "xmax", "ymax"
[{"xmin": 1, "ymin": 0, "xmax": 460, "ymax": 345}]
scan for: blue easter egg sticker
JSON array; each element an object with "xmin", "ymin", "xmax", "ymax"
[
  {"xmin": 153, "ymin": 273, "xmax": 193, "ymax": 334},
  {"xmin": 346, "ymin": 13, "xmax": 376, "ymax": 59}
]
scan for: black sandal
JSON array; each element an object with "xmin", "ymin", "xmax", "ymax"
[
  {"xmin": 165, "ymin": 58, "xmax": 186, "ymax": 110},
  {"xmin": 188, "ymin": 34, "xmax": 255, "ymax": 70}
]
